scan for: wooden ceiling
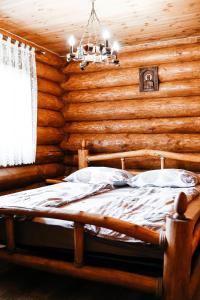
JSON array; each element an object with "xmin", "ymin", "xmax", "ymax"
[{"xmin": 0, "ymin": 0, "xmax": 199, "ymax": 55}]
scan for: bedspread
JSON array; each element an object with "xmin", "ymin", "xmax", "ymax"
[
  {"xmin": 34, "ymin": 185, "xmax": 200, "ymax": 243},
  {"xmin": 0, "ymin": 182, "xmax": 112, "ymax": 208}
]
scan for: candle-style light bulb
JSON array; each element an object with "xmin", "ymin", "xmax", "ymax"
[
  {"xmin": 102, "ymin": 30, "xmax": 110, "ymax": 47},
  {"xmin": 112, "ymin": 41, "xmax": 120, "ymax": 59},
  {"xmin": 112, "ymin": 41, "xmax": 120, "ymax": 52},
  {"xmin": 112, "ymin": 41, "xmax": 120, "ymax": 65},
  {"xmin": 68, "ymin": 35, "xmax": 76, "ymax": 54}
]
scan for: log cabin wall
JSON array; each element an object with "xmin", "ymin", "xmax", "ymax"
[
  {"xmin": 0, "ymin": 49, "xmax": 66, "ymax": 192},
  {"xmin": 61, "ymin": 38, "xmax": 200, "ymax": 171}
]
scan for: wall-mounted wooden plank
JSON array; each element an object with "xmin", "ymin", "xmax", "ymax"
[
  {"xmin": 64, "ymin": 117, "xmax": 200, "ymax": 134},
  {"xmin": 38, "ymin": 92, "xmax": 63, "ymax": 111},
  {"xmin": 64, "ymin": 154, "xmax": 200, "ymax": 172},
  {"xmin": 63, "ymin": 79, "xmax": 200, "ymax": 103},
  {"xmin": 37, "ymin": 127, "xmax": 64, "ymax": 145},
  {"xmin": 61, "ymin": 133, "xmax": 200, "ymax": 153},
  {"xmin": 63, "ymin": 97, "xmax": 200, "ymax": 121},
  {"xmin": 0, "ymin": 163, "xmax": 65, "ymax": 191},
  {"xmin": 36, "ymin": 145, "xmax": 64, "ymax": 163},
  {"xmin": 64, "ymin": 43, "xmax": 200, "ymax": 74},
  {"xmin": 62, "ymin": 61, "xmax": 200, "ymax": 91},
  {"xmin": 38, "ymin": 109, "xmax": 65, "ymax": 128},
  {"xmin": 37, "ymin": 61, "xmax": 65, "ymax": 83},
  {"xmin": 38, "ymin": 78, "xmax": 63, "ymax": 96}
]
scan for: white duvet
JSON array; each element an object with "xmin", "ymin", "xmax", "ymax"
[{"xmin": 32, "ymin": 185, "xmax": 200, "ymax": 243}]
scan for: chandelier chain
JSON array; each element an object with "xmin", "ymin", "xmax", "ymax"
[{"xmin": 79, "ymin": 0, "xmax": 101, "ymax": 47}]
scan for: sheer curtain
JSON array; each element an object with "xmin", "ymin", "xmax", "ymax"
[{"xmin": 0, "ymin": 35, "xmax": 37, "ymax": 167}]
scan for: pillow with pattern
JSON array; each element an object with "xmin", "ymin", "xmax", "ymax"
[
  {"xmin": 127, "ymin": 169, "xmax": 200, "ymax": 188},
  {"xmin": 64, "ymin": 167, "xmax": 133, "ymax": 186}
]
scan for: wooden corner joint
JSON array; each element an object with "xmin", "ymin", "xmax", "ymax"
[{"xmin": 173, "ymin": 192, "xmax": 188, "ymax": 220}]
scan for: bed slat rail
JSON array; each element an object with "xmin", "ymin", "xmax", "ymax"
[{"xmin": 0, "ymin": 249, "xmax": 163, "ymax": 296}]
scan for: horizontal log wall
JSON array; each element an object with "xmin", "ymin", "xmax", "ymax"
[
  {"xmin": 62, "ymin": 133, "xmax": 200, "ymax": 153},
  {"xmin": 0, "ymin": 48, "xmax": 65, "ymax": 191},
  {"xmin": 62, "ymin": 40, "xmax": 200, "ymax": 171},
  {"xmin": 0, "ymin": 163, "xmax": 65, "ymax": 191},
  {"xmin": 36, "ymin": 55, "xmax": 65, "ymax": 171}
]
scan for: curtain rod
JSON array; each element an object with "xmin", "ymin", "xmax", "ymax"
[{"xmin": 0, "ymin": 26, "xmax": 61, "ymax": 57}]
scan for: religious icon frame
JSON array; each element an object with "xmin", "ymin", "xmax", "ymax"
[{"xmin": 139, "ymin": 66, "xmax": 159, "ymax": 92}]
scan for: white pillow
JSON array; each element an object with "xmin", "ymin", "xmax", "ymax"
[
  {"xmin": 127, "ymin": 169, "xmax": 200, "ymax": 188},
  {"xmin": 64, "ymin": 167, "xmax": 133, "ymax": 186}
]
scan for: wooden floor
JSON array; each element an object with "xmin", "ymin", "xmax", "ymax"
[{"xmin": 0, "ymin": 262, "xmax": 200, "ymax": 300}]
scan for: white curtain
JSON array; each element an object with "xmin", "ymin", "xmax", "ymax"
[{"xmin": 0, "ymin": 35, "xmax": 37, "ymax": 167}]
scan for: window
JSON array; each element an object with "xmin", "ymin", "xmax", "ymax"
[{"xmin": 0, "ymin": 35, "xmax": 37, "ymax": 167}]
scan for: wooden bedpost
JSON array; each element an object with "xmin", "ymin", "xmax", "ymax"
[
  {"xmin": 163, "ymin": 192, "xmax": 192, "ymax": 300},
  {"xmin": 74, "ymin": 222, "xmax": 84, "ymax": 267},
  {"xmin": 78, "ymin": 140, "xmax": 89, "ymax": 169},
  {"xmin": 5, "ymin": 215, "xmax": 15, "ymax": 252}
]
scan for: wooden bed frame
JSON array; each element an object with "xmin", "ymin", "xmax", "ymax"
[{"xmin": 1, "ymin": 142, "xmax": 200, "ymax": 300}]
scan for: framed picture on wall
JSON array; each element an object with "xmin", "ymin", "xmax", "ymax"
[{"xmin": 139, "ymin": 66, "xmax": 159, "ymax": 92}]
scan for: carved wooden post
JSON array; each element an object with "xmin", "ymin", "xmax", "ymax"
[
  {"xmin": 160, "ymin": 156, "xmax": 165, "ymax": 169},
  {"xmin": 163, "ymin": 192, "xmax": 192, "ymax": 300},
  {"xmin": 78, "ymin": 140, "xmax": 89, "ymax": 169},
  {"xmin": 121, "ymin": 158, "xmax": 125, "ymax": 170},
  {"xmin": 74, "ymin": 222, "xmax": 84, "ymax": 267}
]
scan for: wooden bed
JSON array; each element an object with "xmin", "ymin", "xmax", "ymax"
[{"xmin": 1, "ymin": 142, "xmax": 200, "ymax": 300}]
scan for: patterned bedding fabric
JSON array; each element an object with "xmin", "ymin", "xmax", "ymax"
[
  {"xmin": 33, "ymin": 185, "xmax": 200, "ymax": 243},
  {"xmin": 0, "ymin": 182, "xmax": 113, "ymax": 209},
  {"xmin": 0, "ymin": 181, "xmax": 199, "ymax": 243},
  {"xmin": 127, "ymin": 169, "xmax": 200, "ymax": 188},
  {"xmin": 65, "ymin": 166, "xmax": 133, "ymax": 186}
]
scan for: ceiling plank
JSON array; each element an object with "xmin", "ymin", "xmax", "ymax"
[{"xmin": 0, "ymin": 0, "xmax": 199, "ymax": 54}]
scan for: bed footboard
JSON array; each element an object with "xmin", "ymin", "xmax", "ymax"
[
  {"xmin": 0, "ymin": 193, "xmax": 200, "ymax": 299},
  {"xmin": 0, "ymin": 205, "xmax": 165, "ymax": 297}
]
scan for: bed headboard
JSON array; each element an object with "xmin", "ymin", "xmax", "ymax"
[{"xmin": 78, "ymin": 140, "xmax": 200, "ymax": 172}]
